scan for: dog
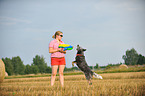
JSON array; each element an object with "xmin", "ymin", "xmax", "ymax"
[{"xmin": 72, "ymin": 45, "xmax": 103, "ymax": 85}]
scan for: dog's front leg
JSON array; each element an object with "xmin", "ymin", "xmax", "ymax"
[{"xmin": 72, "ymin": 61, "xmax": 76, "ymax": 66}]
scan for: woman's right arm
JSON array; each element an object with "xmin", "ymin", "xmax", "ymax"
[{"xmin": 49, "ymin": 47, "xmax": 59, "ymax": 53}]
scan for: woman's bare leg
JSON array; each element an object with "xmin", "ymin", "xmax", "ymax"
[
  {"xmin": 51, "ymin": 65, "xmax": 58, "ymax": 86},
  {"xmin": 59, "ymin": 65, "xmax": 65, "ymax": 87}
]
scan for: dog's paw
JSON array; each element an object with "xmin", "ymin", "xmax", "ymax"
[
  {"xmin": 93, "ymin": 72, "xmax": 103, "ymax": 79},
  {"xmin": 72, "ymin": 61, "xmax": 74, "ymax": 66},
  {"xmin": 72, "ymin": 61, "xmax": 76, "ymax": 66},
  {"xmin": 98, "ymin": 75, "xmax": 103, "ymax": 79}
]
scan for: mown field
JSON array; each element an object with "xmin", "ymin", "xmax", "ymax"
[{"xmin": 0, "ymin": 72, "xmax": 145, "ymax": 96}]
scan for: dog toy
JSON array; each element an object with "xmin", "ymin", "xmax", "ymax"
[{"xmin": 58, "ymin": 44, "xmax": 73, "ymax": 51}]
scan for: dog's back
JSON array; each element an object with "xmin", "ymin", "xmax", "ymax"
[{"xmin": 76, "ymin": 55, "xmax": 92, "ymax": 73}]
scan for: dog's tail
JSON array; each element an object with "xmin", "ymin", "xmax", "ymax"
[{"xmin": 93, "ymin": 72, "xmax": 103, "ymax": 79}]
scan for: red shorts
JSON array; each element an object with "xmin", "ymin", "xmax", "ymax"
[{"xmin": 51, "ymin": 57, "xmax": 66, "ymax": 66}]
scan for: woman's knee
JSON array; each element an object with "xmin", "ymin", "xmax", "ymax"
[
  {"xmin": 59, "ymin": 71, "xmax": 63, "ymax": 76},
  {"xmin": 52, "ymin": 73, "xmax": 57, "ymax": 76}
]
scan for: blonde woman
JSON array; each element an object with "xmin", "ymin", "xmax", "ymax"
[{"xmin": 49, "ymin": 31, "xmax": 66, "ymax": 87}]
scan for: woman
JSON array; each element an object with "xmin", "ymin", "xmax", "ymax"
[{"xmin": 49, "ymin": 31, "xmax": 66, "ymax": 87}]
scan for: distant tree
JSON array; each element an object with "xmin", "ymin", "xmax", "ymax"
[
  {"xmin": 31, "ymin": 65, "xmax": 39, "ymax": 74},
  {"xmin": 122, "ymin": 48, "xmax": 139, "ymax": 65},
  {"xmin": 137, "ymin": 54, "xmax": 145, "ymax": 65},
  {"xmin": 32, "ymin": 55, "xmax": 47, "ymax": 73},
  {"xmin": 72, "ymin": 67, "xmax": 79, "ymax": 70},
  {"xmin": 25, "ymin": 65, "xmax": 40, "ymax": 74},
  {"xmin": 106, "ymin": 64, "xmax": 112, "ymax": 69},
  {"xmin": 64, "ymin": 67, "xmax": 70, "ymax": 71},
  {"xmin": 25, "ymin": 64, "xmax": 33, "ymax": 74},
  {"xmin": 94, "ymin": 63, "xmax": 99, "ymax": 69},
  {"xmin": 100, "ymin": 66, "xmax": 106, "ymax": 69},
  {"xmin": 2, "ymin": 57, "xmax": 14, "ymax": 75},
  {"xmin": 46, "ymin": 66, "xmax": 52, "ymax": 73},
  {"xmin": 12, "ymin": 56, "xmax": 25, "ymax": 75}
]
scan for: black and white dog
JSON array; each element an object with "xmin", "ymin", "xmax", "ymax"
[{"xmin": 72, "ymin": 45, "xmax": 103, "ymax": 85}]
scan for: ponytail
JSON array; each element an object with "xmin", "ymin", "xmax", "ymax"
[
  {"xmin": 52, "ymin": 35, "xmax": 55, "ymax": 38},
  {"xmin": 52, "ymin": 31, "xmax": 63, "ymax": 39}
]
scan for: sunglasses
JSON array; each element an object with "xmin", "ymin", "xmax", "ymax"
[{"xmin": 59, "ymin": 35, "xmax": 63, "ymax": 37}]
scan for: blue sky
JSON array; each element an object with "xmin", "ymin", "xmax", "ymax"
[{"xmin": 0, "ymin": 0, "xmax": 145, "ymax": 68}]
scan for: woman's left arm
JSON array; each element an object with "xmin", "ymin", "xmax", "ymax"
[{"xmin": 59, "ymin": 49, "xmax": 66, "ymax": 54}]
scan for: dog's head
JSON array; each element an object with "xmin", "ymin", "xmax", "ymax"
[{"xmin": 76, "ymin": 45, "xmax": 86, "ymax": 55}]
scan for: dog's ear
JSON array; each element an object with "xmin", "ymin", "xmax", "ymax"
[{"xmin": 83, "ymin": 49, "xmax": 86, "ymax": 51}]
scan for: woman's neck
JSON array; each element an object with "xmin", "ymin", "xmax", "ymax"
[{"xmin": 56, "ymin": 38, "xmax": 60, "ymax": 43}]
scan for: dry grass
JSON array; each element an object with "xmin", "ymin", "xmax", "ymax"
[{"xmin": 0, "ymin": 72, "xmax": 145, "ymax": 96}]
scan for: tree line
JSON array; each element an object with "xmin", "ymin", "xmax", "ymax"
[
  {"xmin": 2, "ymin": 48, "xmax": 145, "ymax": 76},
  {"xmin": 2, "ymin": 55, "xmax": 51, "ymax": 76},
  {"xmin": 122, "ymin": 48, "xmax": 145, "ymax": 65}
]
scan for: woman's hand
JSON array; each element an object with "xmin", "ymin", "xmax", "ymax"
[
  {"xmin": 57, "ymin": 48, "xmax": 62, "ymax": 52},
  {"xmin": 58, "ymin": 48, "xmax": 66, "ymax": 54}
]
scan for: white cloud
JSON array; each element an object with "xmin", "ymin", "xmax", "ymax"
[
  {"xmin": 0, "ymin": 16, "xmax": 32, "ymax": 26},
  {"xmin": 24, "ymin": 28, "xmax": 50, "ymax": 33}
]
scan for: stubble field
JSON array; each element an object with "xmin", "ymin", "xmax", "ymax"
[{"xmin": 0, "ymin": 72, "xmax": 145, "ymax": 96}]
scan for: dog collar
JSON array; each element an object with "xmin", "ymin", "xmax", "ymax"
[{"xmin": 76, "ymin": 54, "xmax": 83, "ymax": 56}]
